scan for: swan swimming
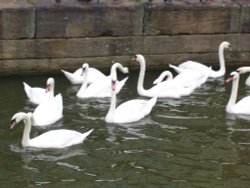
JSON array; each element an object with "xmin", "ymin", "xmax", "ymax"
[
  {"xmin": 226, "ymin": 70, "xmax": 250, "ymax": 115},
  {"xmin": 10, "ymin": 112, "xmax": 93, "ymax": 149},
  {"xmin": 132, "ymin": 54, "xmax": 198, "ymax": 98},
  {"xmin": 105, "ymin": 63, "xmax": 157, "ymax": 124},
  {"xmin": 61, "ymin": 63, "xmax": 107, "ymax": 85},
  {"xmin": 171, "ymin": 41, "xmax": 231, "ymax": 78}
]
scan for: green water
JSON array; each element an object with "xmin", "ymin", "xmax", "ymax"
[{"xmin": 1, "ymin": 69, "xmax": 250, "ymax": 187}]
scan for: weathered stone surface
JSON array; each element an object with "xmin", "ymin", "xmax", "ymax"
[
  {"xmin": 0, "ymin": 2, "xmax": 249, "ymax": 74},
  {"xmin": 0, "ymin": 59, "xmax": 50, "ymax": 75},
  {"xmin": 0, "ymin": 34, "xmax": 249, "ymax": 60},
  {"xmin": 0, "ymin": 8, "xmax": 35, "ymax": 39},
  {"xmin": 143, "ymin": 5, "xmax": 231, "ymax": 35},
  {"xmin": 239, "ymin": 6, "xmax": 250, "ymax": 32},
  {"xmin": 36, "ymin": 5, "xmax": 143, "ymax": 38}
]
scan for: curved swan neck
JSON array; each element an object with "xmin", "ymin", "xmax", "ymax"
[
  {"xmin": 217, "ymin": 43, "xmax": 227, "ymax": 75},
  {"xmin": 49, "ymin": 82, "xmax": 54, "ymax": 98},
  {"xmin": 155, "ymin": 71, "xmax": 173, "ymax": 84},
  {"xmin": 111, "ymin": 63, "xmax": 128, "ymax": 76},
  {"xmin": 228, "ymin": 75, "xmax": 239, "ymax": 109},
  {"xmin": 137, "ymin": 56, "xmax": 146, "ymax": 95},
  {"xmin": 22, "ymin": 113, "xmax": 32, "ymax": 147}
]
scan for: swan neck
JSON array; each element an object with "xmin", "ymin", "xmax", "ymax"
[
  {"xmin": 137, "ymin": 58, "xmax": 146, "ymax": 95},
  {"xmin": 22, "ymin": 114, "xmax": 31, "ymax": 147},
  {"xmin": 218, "ymin": 44, "xmax": 226, "ymax": 74},
  {"xmin": 228, "ymin": 76, "xmax": 239, "ymax": 108},
  {"xmin": 107, "ymin": 87, "xmax": 116, "ymax": 120}
]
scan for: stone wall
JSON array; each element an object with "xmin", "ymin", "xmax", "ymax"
[{"xmin": 0, "ymin": 1, "xmax": 250, "ymax": 74}]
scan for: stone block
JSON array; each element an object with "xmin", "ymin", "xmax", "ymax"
[
  {"xmin": 143, "ymin": 5, "xmax": 231, "ymax": 35},
  {"xmin": 36, "ymin": 5, "xmax": 143, "ymax": 38},
  {"xmin": 239, "ymin": 6, "xmax": 250, "ymax": 33},
  {"xmin": 0, "ymin": 8, "xmax": 35, "ymax": 39}
]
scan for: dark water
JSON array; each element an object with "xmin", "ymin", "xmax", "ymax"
[{"xmin": 1, "ymin": 69, "xmax": 250, "ymax": 187}]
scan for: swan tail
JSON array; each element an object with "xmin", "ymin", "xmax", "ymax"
[
  {"xmin": 23, "ymin": 82, "xmax": 33, "ymax": 99},
  {"xmin": 144, "ymin": 97, "xmax": 157, "ymax": 115},
  {"xmin": 61, "ymin": 70, "xmax": 75, "ymax": 84},
  {"xmin": 81, "ymin": 129, "xmax": 94, "ymax": 139},
  {"xmin": 116, "ymin": 77, "xmax": 129, "ymax": 93},
  {"xmin": 169, "ymin": 64, "xmax": 183, "ymax": 74}
]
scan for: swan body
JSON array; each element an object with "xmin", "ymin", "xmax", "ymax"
[
  {"xmin": 237, "ymin": 66, "xmax": 250, "ymax": 86},
  {"xmin": 10, "ymin": 112, "xmax": 93, "ymax": 149},
  {"xmin": 61, "ymin": 64, "xmax": 107, "ymax": 85},
  {"xmin": 133, "ymin": 54, "xmax": 196, "ymax": 98},
  {"xmin": 172, "ymin": 41, "xmax": 231, "ymax": 78},
  {"xmin": 23, "ymin": 78, "xmax": 55, "ymax": 105},
  {"xmin": 105, "ymin": 65, "xmax": 157, "ymax": 124},
  {"xmin": 226, "ymin": 71, "xmax": 250, "ymax": 115},
  {"xmin": 168, "ymin": 64, "xmax": 210, "ymax": 87},
  {"xmin": 77, "ymin": 63, "xmax": 128, "ymax": 98},
  {"xmin": 32, "ymin": 93, "xmax": 63, "ymax": 126}
]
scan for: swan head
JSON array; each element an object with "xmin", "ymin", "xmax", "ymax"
[
  {"xmin": 131, "ymin": 54, "xmax": 145, "ymax": 63},
  {"xmin": 236, "ymin": 66, "xmax": 250, "ymax": 74},
  {"xmin": 46, "ymin": 77, "xmax": 55, "ymax": 92},
  {"xmin": 81, "ymin": 63, "xmax": 89, "ymax": 76},
  {"xmin": 220, "ymin": 41, "xmax": 231, "ymax": 51},
  {"xmin": 225, "ymin": 71, "xmax": 239, "ymax": 83},
  {"xmin": 10, "ymin": 112, "xmax": 32, "ymax": 129}
]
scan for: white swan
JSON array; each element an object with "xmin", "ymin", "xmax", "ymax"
[
  {"xmin": 154, "ymin": 67, "xmax": 209, "ymax": 89},
  {"xmin": 237, "ymin": 66, "xmax": 250, "ymax": 86},
  {"xmin": 226, "ymin": 71, "xmax": 250, "ymax": 115},
  {"xmin": 32, "ymin": 92, "xmax": 63, "ymax": 126},
  {"xmin": 23, "ymin": 78, "xmax": 55, "ymax": 105},
  {"xmin": 171, "ymin": 41, "xmax": 231, "ymax": 78},
  {"xmin": 61, "ymin": 64, "xmax": 107, "ymax": 85},
  {"xmin": 105, "ymin": 65, "xmax": 157, "ymax": 124},
  {"xmin": 76, "ymin": 63, "xmax": 128, "ymax": 98},
  {"xmin": 132, "ymin": 54, "xmax": 196, "ymax": 98},
  {"xmin": 10, "ymin": 112, "xmax": 93, "ymax": 149}
]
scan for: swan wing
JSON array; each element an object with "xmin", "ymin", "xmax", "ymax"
[
  {"xmin": 33, "ymin": 94, "xmax": 63, "ymax": 126},
  {"xmin": 233, "ymin": 96, "xmax": 250, "ymax": 114},
  {"xmin": 179, "ymin": 61, "xmax": 209, "ymax": 72},
  {"xmin": 87, "ymin": 68, "xmax": 107, "ymax": 84},
  {"xmin": 61, "ymin": 69, "xmax": 83, "ymax": 84},
  {"xmin": 114, "ymin": 98, "xmax": 156, "ymax": 123},
  {"xmin": 245, "ymin": 76, "xmax": 250, "ymax": 86},
  {"xmin": 23, "ymin": 82, "xmax": 47, "ymax": 105},
  {"xmin": 30, "ymin": 129, "xmax": 93, "ymax": 148}
]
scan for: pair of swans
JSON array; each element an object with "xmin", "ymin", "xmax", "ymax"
[
  {"xmin": 61, "ymin": 64, "xmax": 107, "ymax": 85},
  {"xmin": 105, "ymin": 63, "xmax": 157, "ymax": 123},
  {"xmin": 23, "ymin": 78, "xmax": 63, "ymax": 126},
  {"xmin": 10, "ymin": 112, "xmax": 93, "ymax": 149},
  {"xmin": 76, "ymin": 63, "xmax": 128, "ymax": 98},
  {"xmin": 133, "ymin": 54, "xmax": 207, "ymax": 98},
  {"xmin": 170, "ymin": 41, "xmax": 231, "ymax": 78},
  {"xmin": 226, "ymin": 67, "xmax": 250, "ymax": 115}
]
